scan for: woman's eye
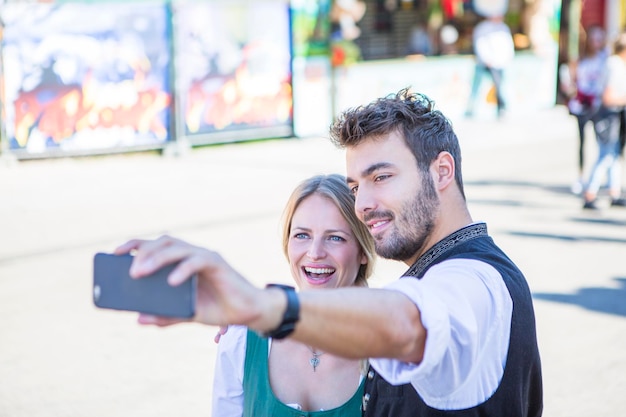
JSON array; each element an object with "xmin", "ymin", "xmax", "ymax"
[
  {"xmin": 329, "ymin": 235, "xmax": 346, "ymax": 242},
  {"xmin": 294, "ymin": 233, "xmax": 309, "ymax": 239}
]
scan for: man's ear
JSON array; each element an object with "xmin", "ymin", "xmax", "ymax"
[{"xmin": 433, "ymin": 151, "xmax": 455, "ymax": 191}]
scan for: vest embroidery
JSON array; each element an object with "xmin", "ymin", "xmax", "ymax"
[{"xmin": 403, "ymin": 223, "xmax": 488, "ymax": 278}]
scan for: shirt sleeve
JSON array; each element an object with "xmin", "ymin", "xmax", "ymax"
[
  {"xmin": 211, "ymin": 325, "xmax": 247, "ymax": 417},
  {"xmin": 369, "ymin": 258, "xmax": 512, "ymax": 410}
]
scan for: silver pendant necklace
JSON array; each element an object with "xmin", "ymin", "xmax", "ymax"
[{"xmin": 307, "ymin": 346, "xmax": 325, "ymax": 372}]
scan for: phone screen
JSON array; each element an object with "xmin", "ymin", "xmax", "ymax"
[{"xmin": 93, "ymin": 253, "xmax": 196, "ymax": 318}]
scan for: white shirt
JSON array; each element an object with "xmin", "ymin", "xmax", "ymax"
[
  {"xmin": 604, "ymin": 54, "xmax": 626, "ymax": 111},
  {"xmin": 473, "ymin": 20, "xmax": 515, "ymax": 69},
  {"xmin": 576, "ymin": 50, "xmax": 609, "ymax": 96},
  {"xmin": 370, "ymin": 258, "xmax": 512, "ymax": 410},
  {"xmin": 212, "ymin": 325, "xmax": 247, "ymax": 417}
]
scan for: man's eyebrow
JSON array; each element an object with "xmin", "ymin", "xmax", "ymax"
[{"xmin": 347, "ymin": 162, "xmax": 394, "ymax": 183}]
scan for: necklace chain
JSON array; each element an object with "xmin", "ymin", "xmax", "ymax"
[{"xmin": 307, "ymin": 346, "xmax": 325, "ymax": 372}]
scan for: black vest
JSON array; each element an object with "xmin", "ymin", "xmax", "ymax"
[{"xmin": 362, "ymin": 223, "xmax": 543, "ymax": 417}]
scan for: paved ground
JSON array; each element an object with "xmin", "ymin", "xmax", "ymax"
[{"xmin": 1, "ymin": 105, "xmax": 625, "ymax": 417}]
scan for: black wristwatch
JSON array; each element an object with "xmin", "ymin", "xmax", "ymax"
[{"xmin": 261, "ymin": 284, "xmax": 300, "ymax": 339}]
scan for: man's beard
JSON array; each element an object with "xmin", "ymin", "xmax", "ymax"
[{"xmin": 370, "ymin": 178, "xmax": 439, "ymax": 262}]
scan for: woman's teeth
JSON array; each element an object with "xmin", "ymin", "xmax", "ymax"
[{"xmin": 304, "ymin": 267, "xmax": 335, "ymax": 276}]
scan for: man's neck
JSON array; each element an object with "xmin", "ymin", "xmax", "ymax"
[{"xmin": 403, "ymin": 208, "xmax": 473, "ymax": 266}]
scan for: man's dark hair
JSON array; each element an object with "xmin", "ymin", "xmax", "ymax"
[{"xmin": 329, "ymin": 87, "xmax": 465, "ymax": 199}]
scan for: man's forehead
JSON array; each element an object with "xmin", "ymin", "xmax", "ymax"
[
  {"xmin": 345, "ymin": 134, "xmax": 406, "ymax": 168},
  {"xmin": 346, "ymin": 136, "xmax": 421, "ymax": 185},
  {"xmin": 346, "ymin": 156, "xmax": 394, "ymax": 185},
  {"xmin": 345, "ymin": 143, "xmax": 378, "ymax": 176}
]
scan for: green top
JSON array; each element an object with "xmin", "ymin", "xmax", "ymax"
[{"xmin": 243, "ymin": 329, "xmax": 364, "ymax": 417}]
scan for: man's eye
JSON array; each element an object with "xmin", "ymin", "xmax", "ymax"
[
  {"xmin": 349, "ymin": 185, "xmax": 358, "ymax": 195},
  {"xmin": 374, "ymin": 175, "xmax": 390, "ymax": 182}
]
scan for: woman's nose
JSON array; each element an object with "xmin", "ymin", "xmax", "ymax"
[{"xmin": 306, "ymin": 239, "xmax": 326, "ymax": 260}]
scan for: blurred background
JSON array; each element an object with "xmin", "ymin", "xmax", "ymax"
[{"xmin": 0, "ymin": 0, "xmax": 595, "ymax": 160}]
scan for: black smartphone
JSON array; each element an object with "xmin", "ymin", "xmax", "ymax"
[{"xmin": 93, "ymin": 252, "xmax": 196, "ymax": 318}]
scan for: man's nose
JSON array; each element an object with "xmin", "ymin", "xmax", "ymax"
[{"xmin": 354, "ymin": 187, "xmax": 375, "ymax": 217}]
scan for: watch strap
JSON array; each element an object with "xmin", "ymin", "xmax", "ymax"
[{"xmin": 261, "ymin": 284, "xmax": 300, "ymax": 339}]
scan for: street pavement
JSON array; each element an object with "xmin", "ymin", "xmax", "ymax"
[{"xmin": 0, "ymin": 105, "xmax": 625, "ymax": 417}]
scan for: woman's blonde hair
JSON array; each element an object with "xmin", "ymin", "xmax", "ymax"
[{"xmin": 281, "ymin": 174, "xmax": 375, "ymax": 286}]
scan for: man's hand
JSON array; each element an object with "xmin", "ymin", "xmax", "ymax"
[{"xmin": 113, "ymin": 235, "xmax": 273, "ymax": 329}]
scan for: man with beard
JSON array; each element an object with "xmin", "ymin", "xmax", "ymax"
[{"xmin": 116, "ymin": 88, "xmax": 543, "ymax": 416}]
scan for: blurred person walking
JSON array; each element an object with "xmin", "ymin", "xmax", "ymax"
[
  {"xmin": 464, "ymin": 15, "xmax": 515, "ymax": 119},
  {"xmin": 559, "ymin": 25, "xmax": 609, "ymax": 195},
  {"xmin": 582, "ymin": 32, "xmax": 626, "ymax": 209}
]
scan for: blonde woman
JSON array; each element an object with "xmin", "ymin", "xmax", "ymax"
[{"xmin": 212, "ymin": 174, "xmax": 375, "ymax": 416}]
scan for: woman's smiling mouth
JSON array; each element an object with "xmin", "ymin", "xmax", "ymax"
[{"xmin": 303, "ymin": 266, "xmax": 335, "ymax": 282}]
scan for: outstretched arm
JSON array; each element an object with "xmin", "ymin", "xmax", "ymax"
[
  {"xmin": 115, "ymin": 235, "xmax": 426, "ymax": 363},
  {"xmin": 293, "ymin": 287, "xmax": 426, "ymax": 363}
]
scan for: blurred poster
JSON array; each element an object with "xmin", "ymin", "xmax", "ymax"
[
  {"xmin": 174, "ymin": 0, "xmax": 293, "ymax": 143},
  {"xmin": 1, "ymin": 2, "xmax": 171, "ymax": 156},
  {"xmin": 290, "ymin": 0, "xmax": 333, "ymax": 137},
  {"xmin": 291, "ymin": 0, "xmax": 331, "ymax": 58}
]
